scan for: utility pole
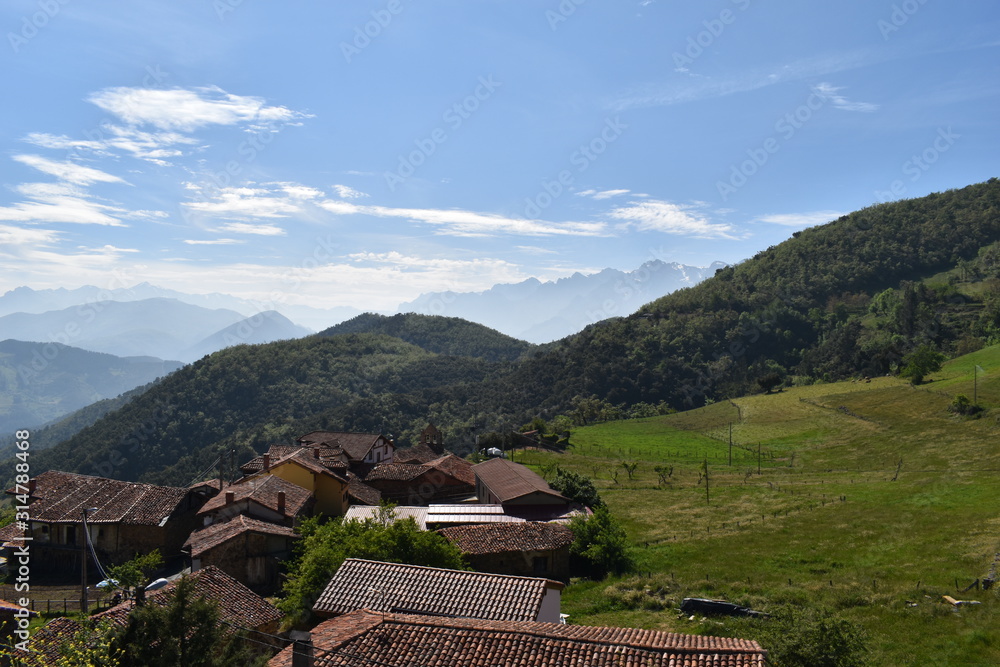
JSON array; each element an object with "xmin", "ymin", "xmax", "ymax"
[{"xmin": 80, "ymin": 507, "xmax": 95, "ymax": 614}]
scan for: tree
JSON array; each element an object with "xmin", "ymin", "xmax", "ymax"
[
  {"xmin": 279, "ymin": 507, "xmax": 467, "ymax": 625},
  {"xmin": 113, "ymin": 576, "xmax": 264, "ymax": 667},
  {"xmin": 899, "ymin": 344, "xmax": 945, "ymax": 385},
  {"xmin": 106, "ymin": 550, "xmax": 163, "ymax": 602},
  {"xmin": 568, "ymin": 505, "xmax": 634, "ymax": 579},
  {"xmin": 757, "ymin": 372, "xmax": 784, "ymax": 394},
  {"xmin": 549, "ymin": 468, "xmax": 603, "ymax": 508},
  {"xmin": 620, "ymin": 461, "xmax": 639, "ymax": 481},
  {"xmin": 743, "ymin": 605, "xmax": 870, "ymax": 667}
]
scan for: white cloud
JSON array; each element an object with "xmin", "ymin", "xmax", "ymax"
[
  {"xmin": 613, "ymin": 51, "xmax": 874, "ymax": 111},
  {"xmin": 609, "ymin": 199, "xmax": 737, "ymax": 238},
  {"xmin": 318, "ymin": 200, "xmax": 607, "ymax": 238},
  {"xmin": 754, "ymin": 210, "xmax": 845, "ymax": 228},
  {"xmin": 13, "ymin": 154, "xmax": 126, "ymax": 186},
  {"xmin": 812, "ymin": 82, "xmax": 879, "ymax": 112},
  {"xmin": 217, "ymin": 222, "xmax": 286, "ymax": 236},
  {"xmin": 0, "ymin": 223, "xmax": 60, "ymax": 247},
  {"xmin": 0, "ymin": 182, "xmax": 127, "ymax": 226},
  {"xmin": 183, "ymin": 184, "xmax": 304, "ymax": 219},
  {"xmin": 183, "ymin": 238, "xmax": 245, "ymax": 245},
  {"xmin": 577, "ymin": 188, "xmax": 631, "ymax": 200},
  {"xmin": 332, "ymin": 184, "xmax": 369, "ymax": 199},
  {"xmin": 88, "ymin": 85, "xmax": 310, "ymax": 132}
]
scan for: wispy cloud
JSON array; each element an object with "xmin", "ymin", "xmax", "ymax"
[
  {"xmin": 812, "ymin": 82, "xmax": 879, "ymax": 112},
  {"xmin": 576, "ymin": 188, "xmax": 631, "ymax": 200},
  {"xmin": 13, "ymin": 154, "xmax": 126, "ymax": 186},
  {"xmin": 612, "ymin": 51, "xmax": 873, "ymax": 111},
  {"xmin": 319, "ymin": 200, "xmax": 608, "ymax": 238},
  {"xmin": 183, "ymin": 184, "xmax": 312, "ymax": 219},
  {"xmin": 332, "ymin": 184, "xmax": 369, "ymax": 199},
  {"xmin": 183, "ymin": 238, "xmax": 245, "ymax": 245},
  {"xmin": 217, "ymin": 222, "xmax": 287, "ymax": 236},
  {"xmin": 609, "ymin": 199, "xmax": 738, "ymax": 239},
  {"xmin": 753, "ymin": 210, "xmax": 845, "ymax": 227},
  {"xmin": 87, "ymin": 85, "xmax": 311, "ymax": 133}
]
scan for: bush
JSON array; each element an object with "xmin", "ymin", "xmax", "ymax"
[
  {"xmin": 550, "ymin": 468, "xmax": 603, "ymax": 508},
  {"xmin": 738, "ymin": 605, "xmax": 870, "ymax": 667},
  {"xmin": 568, "ymin": 505, "xmax": 634, "ymax": 579}
]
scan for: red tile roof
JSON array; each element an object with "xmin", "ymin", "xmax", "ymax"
[
  {"xmin": 438, "ymin": 522, "xmax": 574, "ymax": 555},
  {"xmin": 269, "ymin": 448, "xmax": 350, "ymax": 482},
  {"xmin": 425, "ymin": 453, "xmax": 475, "ymax": 486},
  {"xmin": 198, "ymin": 475, "xmax": 313, "ymax": 519},
  {"xmin": 298, "ymin": 431, "xmax": 388, "ymax": 462},
  {"xmin": 94, "ymin": 565, "xmax": 281, "ymax": 631},
  {"xmin": 8, "ymin": 471, "xmax": 191, "ymax": 526},
  {"xmin": 472, "ymin": 458, "xmax": 567, "ymax": 504},
  {"xmin": 364, "ymin": 463, "xmax": 428, "ymax": 482},
  {"xmin": 21, "ymin": 617, "xmax": 85, "ymax": 666},
  {"xmin": 183, "ymin": 514, "xmax": 297, "ymax": 557},
  {"xmin": 268, "ymin": 610, "xmax": 767, "ymax": 667},
  {"xmin": 240, "ymin": 444, "xmax": 348, "ymax": 475},
  {"xmin": 346, "ymin": 473, "xmax": 381, "ymax": 506},
  {"xmin": 393, "ymin": 443, "xmax": 440, "ymax": 464},
  {"xmin": 312, "ymin": 558, "xmax": 561, "ymax": 621}
]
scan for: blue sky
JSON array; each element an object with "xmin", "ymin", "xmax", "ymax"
[{"xmin": 0, "ymin": 0, "xmax": 997, "ymax": 312}]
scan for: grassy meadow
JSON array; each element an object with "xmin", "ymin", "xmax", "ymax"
[{"xmin": 517, "ymin": 345, "xmax": 1000, "ymax": 665}]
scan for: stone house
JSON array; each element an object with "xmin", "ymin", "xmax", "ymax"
[
  {"xmin": 297, "ymin": 431, "xmax": 395, "ymax": 468},
  {"xmin": 198, "ymin": 474, "xmax": 314, "ymax": 527},
  {"xmin": 437, "ymin": 522, "xmax": 575, "ymax": 581},
  {"xmin": 5, "ymin": 471, "xmax": 211, "ymax": 570},
  {"xmin": 242, "ymin": 448, "xmax": 351, "ymax": 517},
  {"xmin": 361, "ymin": 453, "xmax": 476, "ymax": 504},
  {"xmin": 183, "ymin": 515, "xmax": 297, "ymax": 593},
  {"xmin": 472, "ymin": 458, "xmax": 571, "ymax": 521}
]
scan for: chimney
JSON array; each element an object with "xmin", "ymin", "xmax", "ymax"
[
  {"xmin": 313, "ymin": 447, "xmax": 320, "ymax": 459},
  {"xmin": 290, "ymin": 631, "xmax": 313, "ymax": 667},
  {"xmin": 27, "ymin": 478, "xmax": 35, "ymax": 495},
  {"xmin": 225, "ymin": 491, "xmax": 234, "ymax": 505},
  {"xmin": 263, "ymin": 453, "xmax": 270, "ymax": 471},
  {"xmin": 277, "ymin": 491, "xmax": 286, "ymax": 513}
]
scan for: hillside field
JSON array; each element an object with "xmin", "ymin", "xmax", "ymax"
[{"xmin": 517, "ymin": 345, "xmax": 1000, "ymax": 665}]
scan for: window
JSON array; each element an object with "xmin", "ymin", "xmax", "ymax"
[{"xmin": 533, "ymin": 556, "xmax": 549, "ymax": 574}]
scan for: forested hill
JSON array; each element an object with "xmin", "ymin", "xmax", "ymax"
[
  {"xmin": 12, "ymin": 179, "xmax": 1000, "ymax": 485},
  {"xmin": 508, "ymin": 178, "xmax": 1000, "ymax": 413},
  {"xmin": 319, "ymin": 313, "xmax": 535, "ymax": 362}
]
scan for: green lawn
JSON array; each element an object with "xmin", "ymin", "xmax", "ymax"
[{"xmin": 520, "ymin": 346, "xmax": 1000, "ymax": 665}]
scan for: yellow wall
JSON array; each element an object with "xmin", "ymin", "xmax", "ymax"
[{"xmin": 269, "ymin": 462, "xmax": 347, "ymax": 517}]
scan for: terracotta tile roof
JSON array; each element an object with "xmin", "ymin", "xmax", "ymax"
[
  {"xmin": 94, "ymin": 565, "xmax": 281, "ymax": 631},
  {"xmin": 21, "ymin": 617, "xmax": 84, "ymax": 666},
  {"xmin": 8, "ymin": 470, "xmax": 190, "ymax": 526},
  {"xmin": 364, "ymin": 463, "xmax": 428, "ymax": 482},
  {"xmin": 0, "ymin": 521, "xmax": 25, "ymax": 546},
  {"xmin": 268, "ymin": 610, "xmax": 767, "ymax": 667},
  {"xmin": 241, "ymin": 444, "xmax": 348, "ymax": 475},
  {"xmin": 298, "ymin": 431, "xmax": 387, "ymax": 462},
  {"xmin": 346, "ymin": 473, "xmax": 381, "ymax": 506},
  {"xmin": 472, "ymin": 458, "xmax": 568, "ymax": 504},
  {"xmin": 312, "ymin": 558, "xmax": 561, "ymax": 621},
  {"xmin": 183, "ymin": 515, "xmax": 297, "ymax": 557},
  {"xmin": 394, "ymin": 444, "xmax": 440, "ymax": 464},
  {"xmin": 270, "ymin": 448, "xmax": 350, "ymax": 482},
  {"xmin": 198, "ymin": 475, "xmax": 313, "ymax": 519},
  {"xmin": 438, "ymin": 522, "xmax": 574, "ymax": 555},
  {"xmin": 425, "ymin": 453, "xmax": 475, "ymax": 486}
]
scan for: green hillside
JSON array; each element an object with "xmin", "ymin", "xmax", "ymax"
[{"xmin": 518, "ymin": 346, "xmax": 1000, "ymax": 665}]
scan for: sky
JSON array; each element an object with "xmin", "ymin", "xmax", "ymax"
[{"xmin": 0, "ymin": 0, "xmax": 997, "ymax": 313}]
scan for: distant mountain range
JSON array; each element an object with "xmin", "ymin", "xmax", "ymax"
[
  {"xmin": 397, "ymin": 260, "xmax": 727, "ymax": 343},
  {"xmin": 0, "ymin": 299, "xmax": 311, "ymax": 363},
  {"xmin": 0, "ymin": 339, "xmax": 183, "ymax": 432},
  {"xmin": 0, "ymin": 283, "xmax": 360, "ymax": 332}
]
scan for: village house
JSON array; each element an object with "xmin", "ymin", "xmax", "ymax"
[
  {"xmin": 4, "ymin": 471, "xmax": 212, "ymax": 570},
  {"xmin": 23, "ymin": 566, "xmax": 283, "ymax": 665},
  {"xmin": 297, "ymin": 430, "xmax": 395, "ymax": 469},
  {"xmin": 198, "ymin": 474, "xmax": 314, "ymax": 527},
  {"xmin": 472, "ymin": 458, "xmax": 578, "ymax": 521},
  {"xmin": 361, "ymin": 453, "xmax": 476, "ymax": 504},
  {"xmin": 184, "ymin": 515, "xmax": 298, "ymax": 593},
  {"xmin": 437, "ymin": 522, "xmax": 575, "ymax": 581},
  {"xmin": 312, "ymin": 558, "xmax": 564, "ymax": 623},
  {"xmin": 268, "ymin": 609, "xmax": 768, "ymax": 667},
  {"xmin": 240, "ymin": 448, "xmax": 350, "ymax": 516}
]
